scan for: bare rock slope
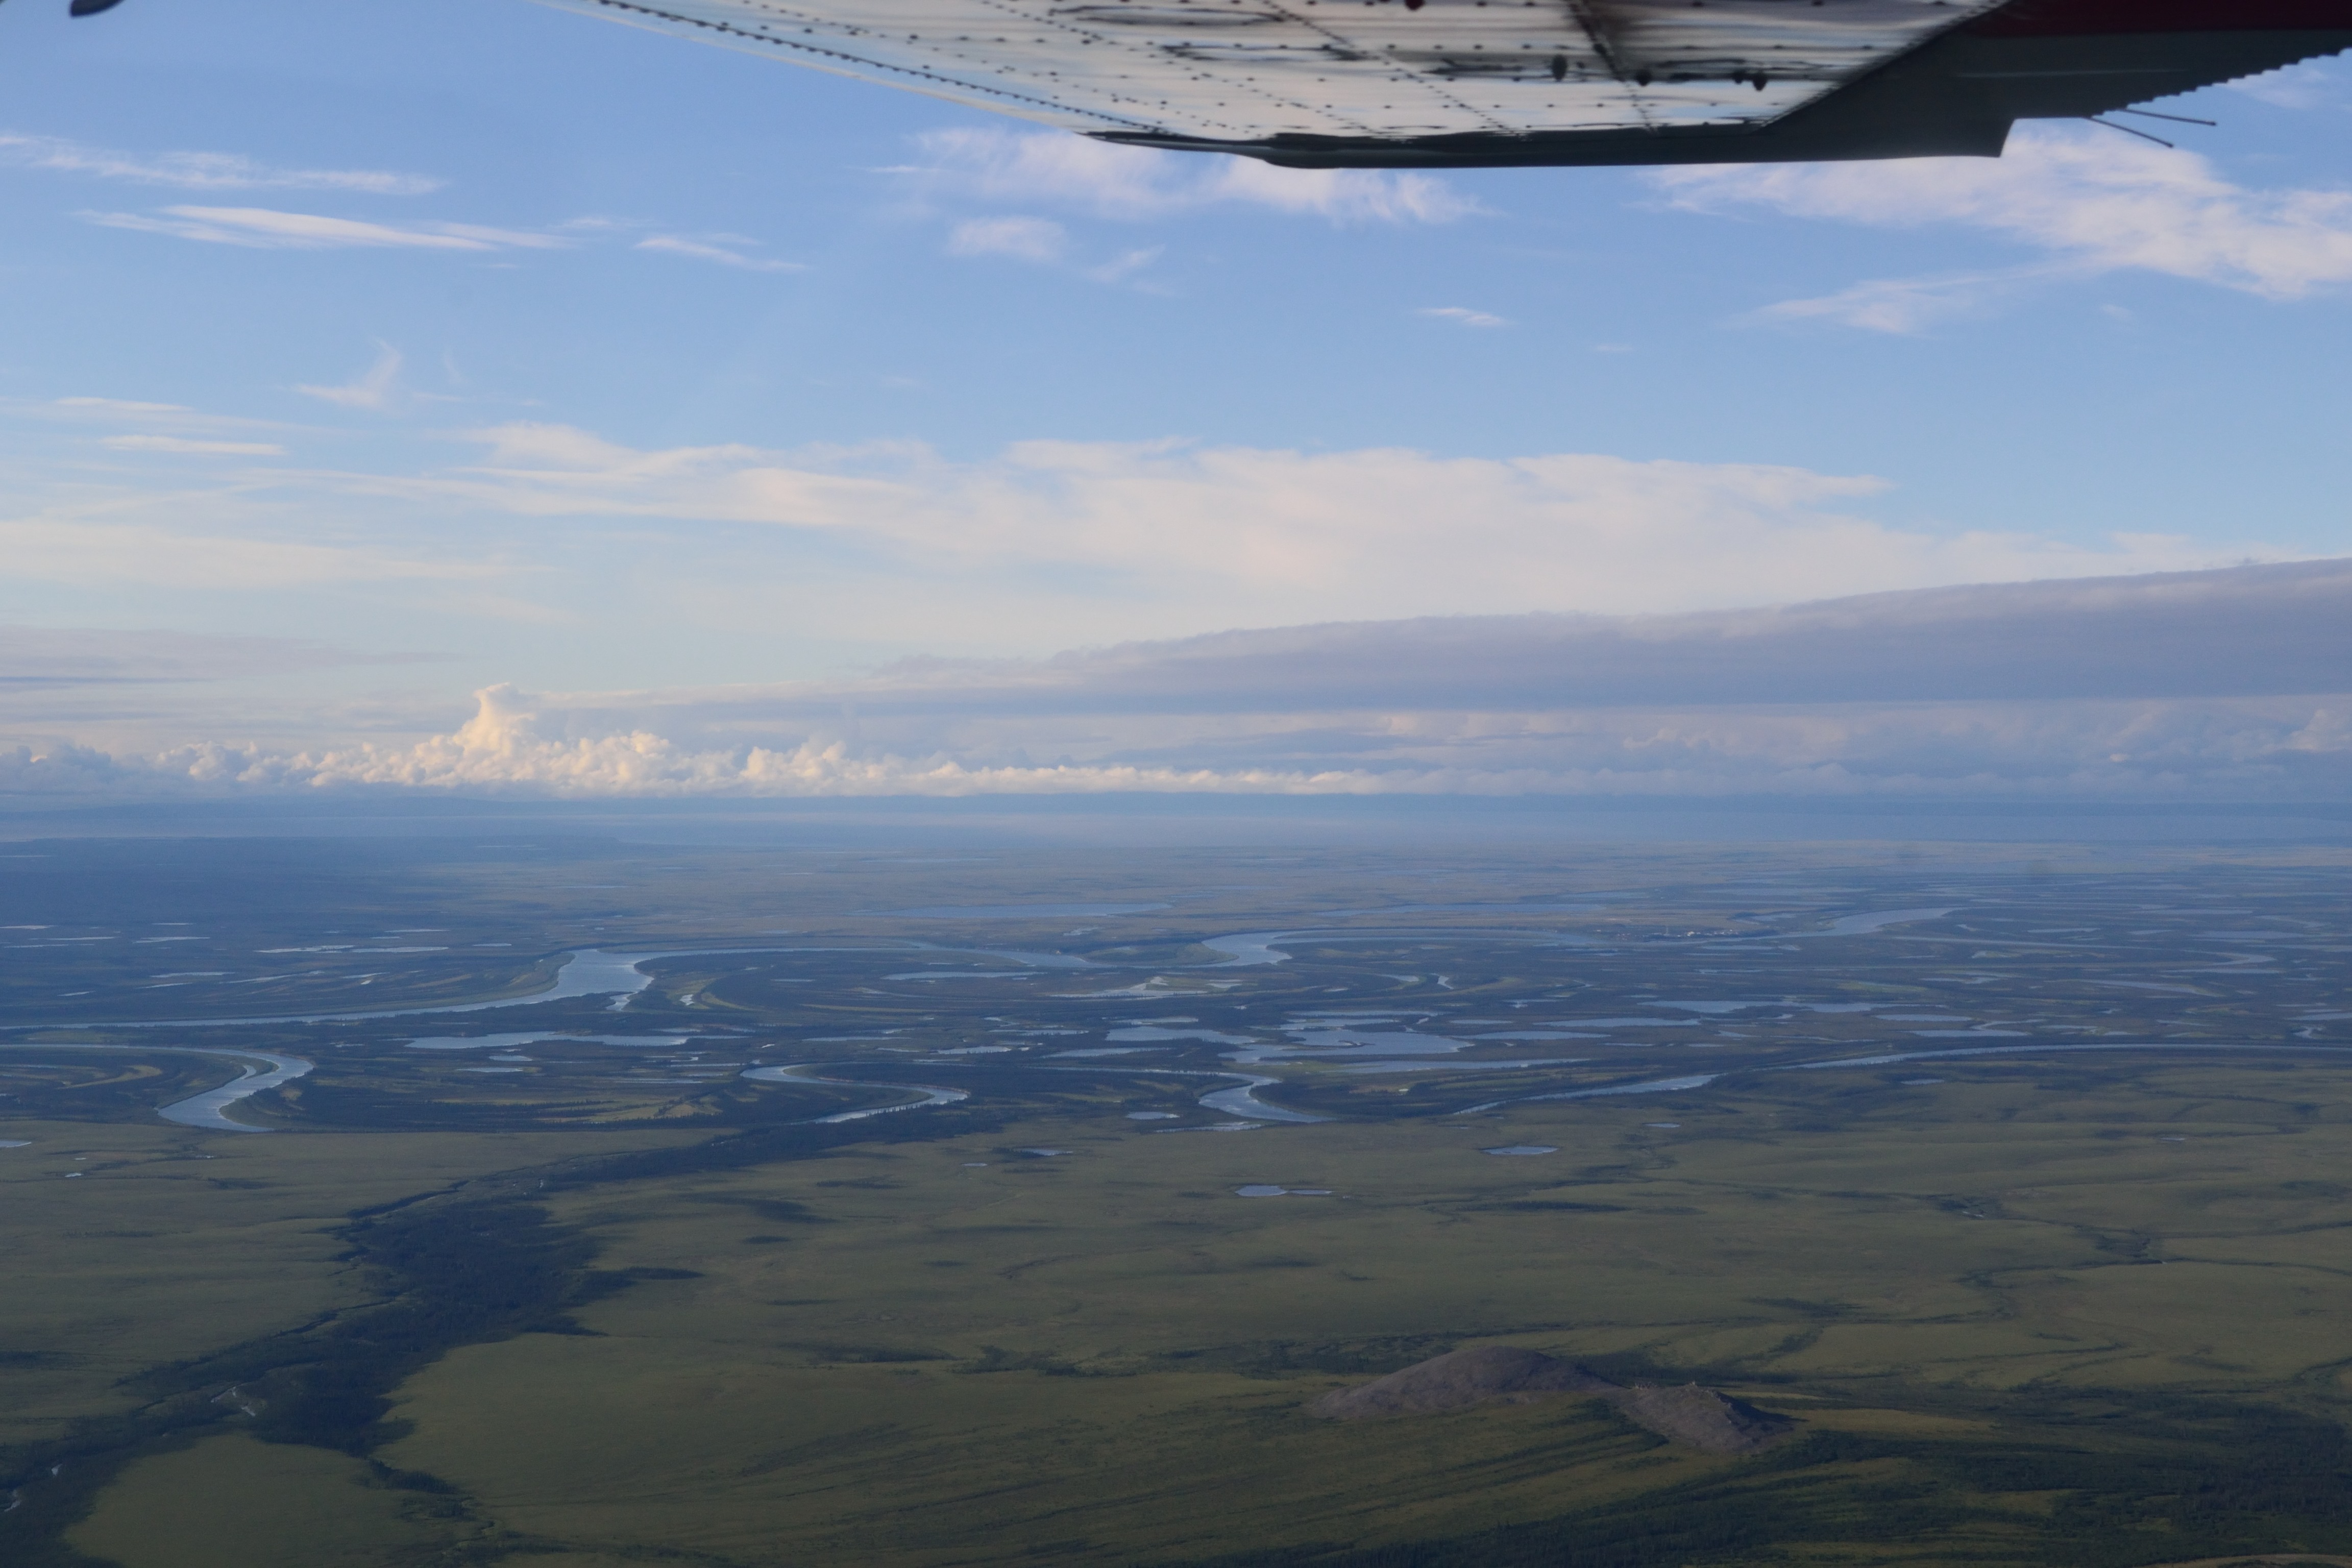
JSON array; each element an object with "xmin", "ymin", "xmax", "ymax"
[
  {"xmin": 1608, "ymin": 1382, "xmax": 1794, "ymax": 1454},
  {"xmin": 1307, "ymin": 1346, "xmax": 1793, "ymax": 1455}
]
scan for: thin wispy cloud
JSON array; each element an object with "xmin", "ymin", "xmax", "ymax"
[
  {"xmin": 0, "ymin": 625, "xmax": 400, "ymax": 689},
  {"xmin": 56, "ymin": 395, "xmax": 187, "ymax": 413},
  {"xmin": 56, "ymin": 396, "xmax": 189, "ymax": 415},
  {"xmin": 1657, "ymin": 126, "xmax": 2352, "ymax": 329},
  {"xmin": 81, "ymin": 205, "xmax": 572, "ymax": 252},
  {"xmin": 946, "ymin": 216, "xmax": 1165, "ymax": 286},
  {"xmin": 947, "ymin": 215, "xmax": 1068, "ymax": 263},
  {"xmin": 634, "ymin": 233, "xmax": 805, "ymax": 272},
  {"xmin": 1086, "ymin": 247, "xmax": 1161, "ymax": 284},
  {"xmin": 81, "ymin": 206, "xmax": 808, "ymax": 280},
  {"xmin": 0, "ymin": 131, "xmax": 440, "ymax": 194},
  {"xmin": 32, "ymin": 395, "xmax": 293, "ymax": 440},
  {"xmin": 1421, "ymin": 306, "xmax": 1508, "ymax": 329},
  {"xmin": 297, "ymin": 344, "xmax": 405, "ymax": 411},
  {"xmin": 909, "ymin": 128, "xmax": 1482, "ymax": 225},
  {"xmin": 0, "ymin": 514, "xmax": 487, "ymax": 591},
  {"xmin": 1754, "ymin": 266, "xmax": 2065, "ymax": 334},
  {"xmin": 102, "ymin": 434, "xmax": 286, "ymax": 456}
]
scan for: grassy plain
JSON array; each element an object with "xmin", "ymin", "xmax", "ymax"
[
  {"xmin": 67, "ymin": 1434, "xmax": 454, "ymax": 1568},
  {"xmin": 0, "ymin": 1118, "xmax": 704, "ymax": 1452},
  {"xmin": 5, "ymin": 837, "xmax": 2351, "ymax": 1566},
  {"xmin": 324, "ymin": 1059, "xmax": 2352, "ymax": 1565}
]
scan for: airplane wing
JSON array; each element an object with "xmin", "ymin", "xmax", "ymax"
[{"xmin": 525, "ymin": 0, "xmax": 2352, "ymax": 166}]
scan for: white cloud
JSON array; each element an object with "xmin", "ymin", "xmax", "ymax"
[
  {"xmin": 910, "ymin": 128, "xmax": 1481, "ymax": 225},
  {"xmin": 1420, "ymin": 306, "xmax": 1508, "ymax": 329},
  {"xmin": 1754, "ymin": 267, "xmax": 2055, "ymax": 334},
  {"xmin": 379, "ymin": 424, "xmax": 2263, "ymax": 630},
  {"xmin": 0, "ymin": 131, "xmax": 439, "ymax": 194},
  {"xmin": 1656, "ymin": 126, "xmax": 2352, "ymax": 327},
  {"xmin": 947, "ymin": 215, "xmax": 1068, "ymax": 263},
  {"xmin": 0, "ymin": 516, "xmax": 485, "ymax": 590},
  {"xmin": 21, "ymin": 687, "xmax": 2352, "ymax": 804},
  {"xmin": 1200, "ymin": 152, "xmax": 1484, "ymax": 225},
  {"xmin": 297, "ymin": 345, "xmax": 405, "ymax": 411},
  {"xmin": 54, "ymin": 397, "xmax": 192, "ymax": 415},
  {"xmin": 634, "ymin": 233, "xmax": 804, "ymax": 272},
  {"xmin": 0, "ymin": 402, "xmax": 2307, "ymax": 717},
  {"xmin": 0, "ymin": 625, "xmax": 404, "ymax": 687},
  {"xmin": 945, "ymin": 218, "xmax": 1163, "ymax": 284},
  {"xmin": 102, "ymin": 434, "xmax": 287, "ymax": 456},
  {"xmin": 81, "ymin": 205, "xmax": 570, "ymax": 252},
  {"xmin": 1086, "ymin": 247, "xmax": 1162, "ymax": 284},
  {"xmin": 26, "ymin": 395, "xmax": 296, "ymax": 442},
  {"xmin": 2228, "ymin": 63, "xmax": 2341, "ymax": 111},
  {"xmin": 81, "ymin": 205, "xmax": 808, "ymax": 279},
  {"xmin": 283, "ymin": 684, "xmax": 1358, "ymax": 796}
]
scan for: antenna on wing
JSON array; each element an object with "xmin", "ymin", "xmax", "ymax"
[
  {"xmin": 2116, "ymin": 108, "xmax": 2218, "ymax": 128},
  {"xmin": 2085, "ymin": 117, "xmax": 2174, "ymax": 149}
]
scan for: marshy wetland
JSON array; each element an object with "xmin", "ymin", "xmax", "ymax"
[{"xmin": 5, "ymin": 836, "xmax": 2352, "ymax": 1566}]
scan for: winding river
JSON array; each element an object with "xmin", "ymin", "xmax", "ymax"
[
  {"xmin": 738, "ymin": 1065, "xmax": 970, "ymax": 1122},
  {"xmin": 1, "ymin": 949, "xmax": 995, "ymax": 1132},
  {"xmin": 0, "ymin": 911, "xmax": 1992, "ymax": 1134},
  {"xmin": 0, "ymin": 1043, "xmax": 314, "ymax": 1132}
]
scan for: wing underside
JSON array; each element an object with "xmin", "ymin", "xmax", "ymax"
[{"xmin": 533, "ymin": 0, "xmax": 2352, "ymax": 165}]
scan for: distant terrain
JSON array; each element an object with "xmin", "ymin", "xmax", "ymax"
[{"xmin": 4, "ymin": 835, "xmax": 2350, "ymax": 1566}]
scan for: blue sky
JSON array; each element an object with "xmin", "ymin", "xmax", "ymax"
[{"xmin": 2, "ymin": 0, "xmax": 2350, "ymax": 798}]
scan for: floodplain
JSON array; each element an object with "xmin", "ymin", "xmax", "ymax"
[{"xmin": 4, "ymin": 835, "xmax": 2350, "ymax": 1566}]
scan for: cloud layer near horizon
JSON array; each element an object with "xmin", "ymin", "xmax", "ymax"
[{"xmin": 10, "ymin": 561, "xmax": 2351, "ymax": 803}]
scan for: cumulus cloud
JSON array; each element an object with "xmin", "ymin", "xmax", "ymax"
[
  {"xmin": 907, "ymin": 128, "xmax": 1482, "ymax": 225},
  {"xmin": 14, "ymin": 680, "xmax": 2352, "ymax": 805},
  {"xmin": 292, "ymin": 684, "xmax": 1363, "ymax": 796},
  {"xmin": 80, "ymin": 206, "xmax": 572, "ymax": 252},
  {"xmin": 1657, "ymin": 126, "xmax": 2352, "ymax": 329},
  {"xmin": 0, "ymin": 131, "xmax": 439, "ymax": 194}
]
